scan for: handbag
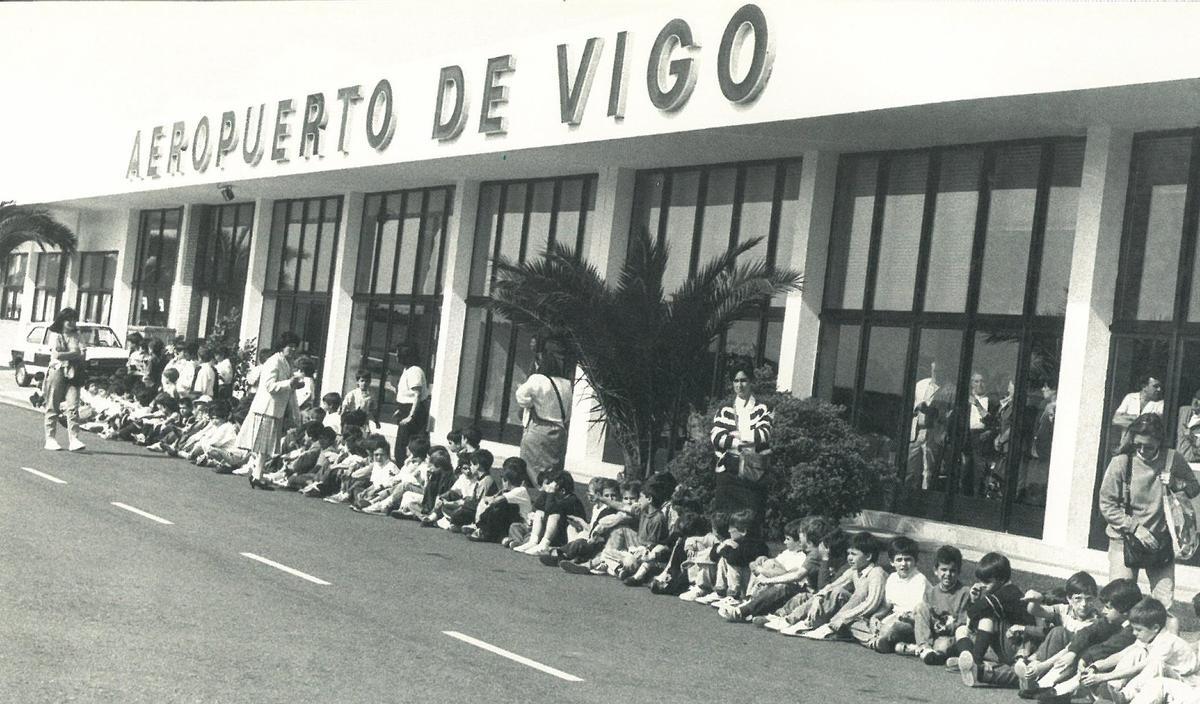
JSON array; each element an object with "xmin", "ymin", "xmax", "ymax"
[
  {"xmin": 1162, "ymin": 472, "xmax": 1200, "ymax": 561},
  {"xmin": 1122, "ymin": 452, "xmax": 1175, "ymax": 570}
]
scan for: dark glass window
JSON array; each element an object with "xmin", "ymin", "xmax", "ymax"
[
  {"xmin": 31, "ymin": 252, "xmax": 66, "ymax": 323},
  {"xmin": 260, "ymin": 197, "xmax": 342, "ymax": 362},
  {"xmin": 345, "ymin": 185, "xmax": 452, "ymax": 421},
  {"xmin": 455, "ymin": 175, "xmax": 596, "ymax": 443},
  {"xmin": 130, "ymin": 208, "xmax": 182, "ymax": 327},
  {"xmin": 195, "ymin": 203, "xmax": 254, "ymax": 336},
  {"xmin": 1, "ymin": 252, "xmax": 27, "ymax": 321},
  {"xmin": 1095, "ymin": 130, "xmax": 1200, "ymax": 562},
  {"xmin": 76, "ymin": 251, "xmax": 117, "ymax": 325},
  {"xmin": 814, "ymin": 137, "xmax": 1084, "ymax": 537}
]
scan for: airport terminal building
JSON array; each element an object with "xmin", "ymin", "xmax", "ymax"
[{"xmin": 7, "ymin": 2, "xmax": 1200, "ymax": 585}]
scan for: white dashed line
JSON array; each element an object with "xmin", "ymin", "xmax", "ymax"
[
  {"xmin": 240, "ymin": 552, "xmax": 331, "ymax": 586},
  {"xmin": 442, "ymin": 631, "xmax": 584, "ymax": 682},
  {"xmin": 111, "ymin": 502, "xmax": 174, "ymax": 525},
  {"xmin": 20, "ymin": 467, "xmax": 67, "ymax": 484}
]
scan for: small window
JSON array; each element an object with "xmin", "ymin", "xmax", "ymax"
[{"xmin": 27, "ymin": 326, "xmax": 45, "ymax": 344}]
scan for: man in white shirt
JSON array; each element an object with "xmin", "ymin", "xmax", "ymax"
[
  {"xmin": 908, "ymin": 358, "xmax": 944, "ymax": 490},
  {"xmin": 1112, "ymin": 374, "xmax": 1165, "ymax": 428},
  {"xmin": 962, "ymin": 371, "xmax": 998, "ymax": 498}
]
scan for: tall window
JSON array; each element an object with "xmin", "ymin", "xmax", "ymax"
[
  {"xmin": 260, "ymin": 197, "xmax": 342, "ymax": 361},
  {"xmin": 454, "ymin": 175, "xmax": 596, "ymax": 442},
  {"xmin": 195, "ymin": 202, "xmax": 254, "ymax": 336},
  {"xmin": 814, "ymin": 138, "xmax": 1084, "ymax": 538},
  {"xmin": 130, "ymin": 208, "xmax": 182, "ymax": 327},
  {"xmin": 1095, "ymin": 130, "xmax": 1200, "ymax": 562},
  {"xmin": 76, "ymin": 251, "xmax": 117, "ymax": 324},
  {"xmin": 1, "ymin": 253, "xmax": 27, "ymax": 321},
  {"xmin": 345, "ymin": 185, "xmax": 453, "ymax": 421},
  {"xmin": 31, "ymin": 252, "xmax": 66, "ymax": 323}
]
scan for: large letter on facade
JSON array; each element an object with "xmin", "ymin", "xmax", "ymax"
[
  {"xmin": 431, "ymin": 66, "xmax": 467, "ymax": 141},
  {"xmin": 167, "ymin": 121, "xmax": 187, "ymax": 175},
  {"xmin": 366, "ymin": 79, "xmax": 396, "ymax": 151},
  {"xmin": 126, "ymin": 131, "xmax": 142, "ymax": 179},
  {"xmin": 478, "ymin": 55, "xmax": 515, "ymax": 135},
  {"xmin": 646, "ymin": 19, "xmax": 697, "ymax": 112},
  {"xmin": 216, "ymin": 110, "xmax": 239, "ymax": 168},
  {"xmin": 557, "ymin": 38, "xmax": 603, "ymax": 126},
  {"xmin": 147, "ymin": 125, "xmax": 165, "ymax": 178},
  {"xmin": 335, "ymin": 85, "xmax": 362, "ymax": 154},
  {"xmin": 243, "ymin": 104, "xmax": 266, "ymax": 166},
  {"xmin": 192, "ymin": 117, "xmax": 213, "ymax": 173},
  {"xmin": 272, "ymin": 98, "xmax": 296, "ymax": 163},
  {"xmin": 717, "ymin": 4, "xmax": 774, "ymax": 104},
  {"xmin": 300, "ymin": 92, "xmax": 327, "ymax": 158}
]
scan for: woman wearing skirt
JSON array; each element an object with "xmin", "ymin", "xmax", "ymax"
[
  {"xmin": 236, "ymin": 331, "xmax": 303, "ymax": 490},
  {"xmin": 515, "ymin": 345, "xmax": 573, "ymax": 487}
]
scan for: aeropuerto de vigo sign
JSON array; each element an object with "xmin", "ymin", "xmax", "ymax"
[{"xmin": 124, "ymin": 4, "xmax": 774, "ymax": 180}]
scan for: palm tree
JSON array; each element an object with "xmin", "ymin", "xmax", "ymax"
[
  {"xmin": 0, "ymin": 201, "xmax": 76, "ymax": 256},
  {"xmin": 489, "ymin": 228, "xmax": 803, "ymax": 480}
]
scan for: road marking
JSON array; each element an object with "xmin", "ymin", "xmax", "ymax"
[
  {"xmin": 111, "ymin": 502, "xmax": 174, "ymax": 525},
  {"xmin": 20, "ymin": 467, "xmax": 67, "ymax": 484},
  {"xmin": 239, "ymin": 552, "xmax": 331, "ymax": 586},
  {"xmin": 442, "ymin": 631, "xmax": 584, "ymax": 682}
]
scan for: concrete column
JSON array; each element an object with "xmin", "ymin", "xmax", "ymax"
[
  {"xmin": 777, "ymin": 151, "xmax": 839, "ymax": 397},
  {"xmin": 1042, "ymin": 127, "xmax": 1133, "ymax": 548},
  {"xmin": 239, "ymin": 198, "xmax": 274, "ymax": 345},
  {"xmin": 168, "ymin": 204, "xmax": 208, "ymax": 338},
  {"xmin": 320, "ymin": 192, "xmax": 364, "ymax": 396},
  {"xmin": 428, "ymin": 180, "xmax": 480, "ymax": 440},
  {"xmin": 109, "ymin": 208, "xmax": 141, "ymax": 338},
  {"xmin": 564, "ymin": 166, "xmax": 636, "ymax": 474}
]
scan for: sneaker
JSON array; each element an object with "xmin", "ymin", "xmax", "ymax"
[
  {"xmin": 324, "ymin": 492, "xmax": 350, "ymax": 504},
  {"xmin": 694, "ymin": 591, "xmax": 723, "ymax": 605},
  {"xmin": 894, "ymin": 643, "xmax": 918, "ymax": 656},
  {"xmin": 500, "ymin": 538, "xmax": 514, "ymax": 548},
  {"xmin": 678, "ymin": 586, "xmax": 708, "ymax": 602},
  {"xmin": 719, "ymin": 606, "xmax": 744, "ymax": 622},
  {"xmin": 763, "ymin": 616, "xmax": 791, "ymax": 631},
  {"xmin": 751, "ymin": 616, "xmax": 771, "ymax": 627},
  {"xmin": 232, "ymin": 466, "xmax": 250, "ymax": 476},
  {"xmin": 146, "ymin": 443, "xmax": 165, "ymax": 453},
  {"xmin": 44, "ymin": 436, "xmax": 62, "ymax": 451},
  {"xmin": 958, "ymin": 651, "xmax": 978, "ymax": 687},
  {"xmin": 919, "ymin": 647, "xmax": 946, "ymax": 666},
  {"xmin": 943, "ymin": 656, "xmax": 960, "ymax": 671},
  {"xmin": 711, "ymin": 596, "xmax": 740, "ymax": 609},
  {"xmin": 435, "ymin": 516, "xmax": 453, "ymax": 530},
  {"xmin": 560, "ymin": 560, "xmax": 594, "ymax": 576},
  {"xmin": 589, "ymin": 565, "xmax": 609, "ymax": 576},
  {"xmin": 1014, "ymin": 658, "xmax": 1034, "ymax": 691},
  {"xmin": 779, "ymin": 620, "xmax": 815, "ymax": 637}
]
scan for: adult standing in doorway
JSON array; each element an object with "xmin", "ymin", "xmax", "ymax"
[
  {"xmin": 908, "ymin": 357, "xmax": 944, "ymax": 490},
  {"xmin": 515, "ymin": 341, "xmax": 573, "ymax": 487},
  {"xmin": 43, "ymin": 307, "xmax": 86, "ymax": 452},
  {"xmin": 710, "ymin": 362, "xmax": 772, "ymax": 540},
  {"xmin": 236, "ymin": 331, "xmax": 303, "ymax": 490},
  {"xmin": 1112, "ymin": 374, "xmax": 1166, "ymax": 427},
  {"xmin": 392, "ymin": 342, "xmax": 430, "ymax": 463},
  {"xmin": 1097, "ymin": 413, "xmax": 1200, "ymax": 608},
  {"xmin": 1176, "ymin": 388, "xmax": 1200, "ymax": 465},
  {"xmin": 962, "ymin": 370, "xmax": 999, "ymax": 498}
]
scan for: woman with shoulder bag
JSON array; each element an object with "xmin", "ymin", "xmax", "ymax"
[
  {"xmin": 515, "ymin": 342, "xmax": 572, "ymax": 488},
  {"xmin": 235, "ymin": 331, "xmax": 304, "ymax": 490},
  {"xmin": 42, "ymin": 307, "xmax": 86, "ymax": 452},
  {"xmin": 1097, "ymin": 412, "xmax": 1200, "ymax": 608},
  {"xmin": 709, "ymin": 362, "xmax": 772, "ymax": 543}
]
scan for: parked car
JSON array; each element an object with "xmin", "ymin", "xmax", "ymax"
[{"xmin": 12, "ymin": 323, "xmax": 130, "ymax": 387}]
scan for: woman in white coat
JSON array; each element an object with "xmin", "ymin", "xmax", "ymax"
[{"xmin": 236, "ymin": 331, "xmax": 303, "ymax": 490}]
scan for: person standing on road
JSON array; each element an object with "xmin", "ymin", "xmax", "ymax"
[
  {"xmin": 1097, "ymin": 412, "xmax": 1200, "ymax": 609},
  {"xmin": 236, "ymin": 331, "xmax": 303, "ymax": 490},
  {"xmin": 515, "ymin": 341, "xmax": 573, "ymax": 488},
  {"xmin": 43, "ymin": 307, "xmax": 86, "ymax": 452},
  {"xmin": 392, "ymin": 342, "xmax": 430, "ymax": 464},
  {"xmin": 710, "ymin": 362, "xmax": 772, "ymax": 542}
]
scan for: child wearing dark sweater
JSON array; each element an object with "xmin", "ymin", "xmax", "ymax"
[{"xmin": 956, "ymin": 552, "xmax": 1036, "ymax": 687}]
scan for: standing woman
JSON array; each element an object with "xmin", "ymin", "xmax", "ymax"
[
  {"xmin": 392, "ymin": 342, "xmax": 430, "ymax": 463},
  {"xmin": 515, "ymin": 342, "xmax": 573, "ymax": 487},
  {"xmin": 43, "ymin": 307, "xmax": 86, "ymax": 452},
  {"xmin": 236, "ymin": 331, "xmax": 303, "ymax": 490},
  {"xmin": 1098, "ymin": 412, "xmax": 1200, "ymax": 608},
  {"xmin": 710, "ymin": 362, "xmax": 772, "ymax": 539}
]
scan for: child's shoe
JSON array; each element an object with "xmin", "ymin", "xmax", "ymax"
[
  {"xmin": 694, "ymin": 591, "xmax": 723, "ymax": 605},
  {"xmin": 232, "ymin": 466, "xmax": 250, "ymax": 476},
  {"xmin": 918, "ymin": 647, "xmax": 946, "ymax": 666},
  {"xmin": 500, "ymin": 537, "xmax": 514, "ymax": 548},
  {"xmin": 894, "ymin": 643, "xmax": 918, "ymax": 656},
  {"xmin": 711, "ymin": 595, "xmax": 740, "ymax": 609},
  {"xmin": 719, "ymin": 605, "xmax": 745, "ymax": 622},
  {"xmin": 678, "ymin": 585, "xmax": 708, "ymax": 602},
  {"xmin": 779, "ymin": 619, "xmax": 815, "ymax": 636},
  {"xmin": 943, "ymin": 656, "xmax": 960, "ymax": 671},
  {"xmin": 559, "ymin": 560, "xmax": 594, "ymax": 576},
  {"xmin": 590, "ymin": 564, "xmax": 610, "ymax": 576},
  {"xmin": 44, "ymin": 436, "xmax": 62, "ymax": 451},
  {"xmin": 146, "ymin": 442, "xmax": 165, "ymax": 453},
  {"xmin": 957, "ymin": 651, "xmax": 978, "ymax": 687}
]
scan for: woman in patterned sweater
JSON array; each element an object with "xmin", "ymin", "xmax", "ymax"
[{"xmin": 710, "ymin": 362, "xmax": 773, "ymax": 540}]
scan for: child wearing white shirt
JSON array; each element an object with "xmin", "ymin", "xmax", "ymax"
[
  {"xmin": 469, "ymin": 458, "xmax": 535, "ymax": 542},
  {"xmin": 360, "ymin": 437, "xmax": 432, "ymax": 515},
  {"xmin": 1082, "ymin": 598, "xmax": 1197, "ymax": 704},
  {"xmin": 849, "ymin": 536, "xmax": 930, "ymax": 653}
]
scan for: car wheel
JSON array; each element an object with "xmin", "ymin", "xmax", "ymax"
[{"xmin": 14, "ymin": 363, "xmax": 30, "ymax": 387}]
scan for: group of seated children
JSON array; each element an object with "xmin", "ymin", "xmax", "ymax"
[{"xmin": 67, "ymin": 373, "xmax": 1200, "ymax": 704}]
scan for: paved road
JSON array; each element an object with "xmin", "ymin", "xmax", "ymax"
[{"xmin": 0, "ymin": 402, "xmax": 1020, "ymax": 704}]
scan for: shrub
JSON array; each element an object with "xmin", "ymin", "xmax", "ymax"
[{"xmin": 667, "ymin": 384, "xmax": 895, "ymax": 539}]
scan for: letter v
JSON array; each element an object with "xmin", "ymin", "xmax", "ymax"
[{"xmin": 557, "ymin": 37, "xmax": 604, "ymax": 126}]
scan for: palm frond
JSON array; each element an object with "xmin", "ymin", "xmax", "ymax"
[{"xmin": 0, "ymin": 201, "xmax": 77, "ymax": 255}]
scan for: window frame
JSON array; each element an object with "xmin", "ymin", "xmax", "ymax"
[
  {"xmin": 129, "ymin": 207, "xmax": 183, "ymax": 327},
  {"xmin": 194, "ymin": 202, "xmax": 255, "ymax": 336},
  {"xmin": 76, "ymin": 250, "xmax": 118, "ymax": 325},
  {"xmin": 0, "ymin": 252, "xmax": 28, "ymax": 321},
  {"xmin": 814, "ymin": 136, "xmax": 1084, "ymax": 536},
  {"xmin": 30, "ymin": 251, "xmax": 67, "ymax": 323}
]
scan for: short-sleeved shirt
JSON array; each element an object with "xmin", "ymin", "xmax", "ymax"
[
  {"xmin": 396, "ymin": 366, "xmax": 429, "ymax": 405},
  {"xmin": 501, "ymin": 486, "xmax": 534, "ymax": 519},
  {"xmin": 1116, "ymin": 391, "xmax": 1164, "ymax": 418}
]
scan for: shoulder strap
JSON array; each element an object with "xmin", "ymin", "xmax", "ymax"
[
  {"xmin": 541, "ymin": 373, "xmax": 568, "ymax": 427},
  {"xmin": 1123, "ymin": 452, "xmax": 1134, "ymax": 517}
]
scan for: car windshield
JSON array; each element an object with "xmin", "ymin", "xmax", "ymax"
[{"xmin": 80, "ymin": 327, "xmax": 122, "ymax": 348}]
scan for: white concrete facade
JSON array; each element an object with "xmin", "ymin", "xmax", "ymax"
[{"xmin": 9, "ymin": 1, "xmax": 1200, "ymax": 593}]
